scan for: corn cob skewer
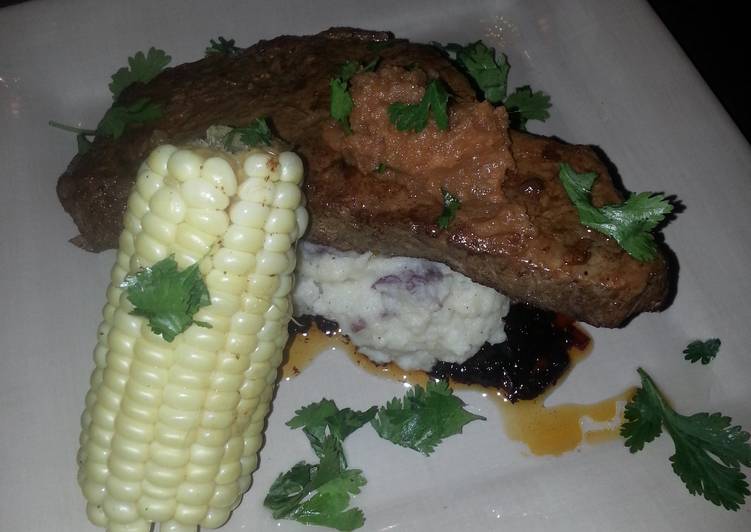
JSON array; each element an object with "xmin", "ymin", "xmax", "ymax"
[{"xmin": 77, "ymin": 143, "xmax": 307, "ymax": 531}]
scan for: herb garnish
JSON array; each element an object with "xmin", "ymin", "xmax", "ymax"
[
  {"xmin": 96, "ymin": 98, "xmax": 163, "ymax": 139},
  {"xmin": 329, "ymin": 60, "xmax": 378, "ymax": 133},
  {"xmin": 120, "ymin": 256, "xmax": 211, "ymax": 342},
  {"xmin": 109, "ymin": 47, "xmax": 171, "ymax": 99},
  {"xmin": 222, "ymin": 117, "xmax": 272, "ymax": 149},
  {"xmin": 683, "ymin": 338, "xmax": 721, "ymax": 365},
  {"xmin": 374, "ymin": 163, "xmax": 386, "ymax": 173},
  {"xmin": 50, "ymin": 47, "xmax": 170, "ymax": 152},
  {"xmin": 437, "ymin": 189, "xmax": 461, "ymax": 230},
  {"xmin": 205, "ymin": 36, "xmax": 242, "ymax": 57},
  {"xmin": 503, "ymin": 85, "xmax": 552, "ymax": 130},
  {"xmin": 265, "ymin": 436, "xmax": 366, "ymax": 531},
  {"xmin": 621, "ymin": 368, "xmax": 751, "ymax": 510},
  {"xmin": 49, "ymin": 98, "xmax": 163, "ymax": 153},
  {"xmin": 266, "ymin": 400, "xmax": 372, "ymax": 530},
  {"xmin": 443, "ymin": 41, "xmax": 508, "ymax": 104},
  {"xmin": 558, "ymin": 163, "xmax": 673, "ymax": 261},
  {"xmin": 330, "ymin": 77, "xmax": 354, "ymax": 133},
  {"xmin": 287, "ymin": 399, "xmax": 377, "ymax": 469},
  {"xmin": 371, "ymin": 380, "xmax": 485, "ymax": 455},
  {"xmin": 267, "ymin": 382, "xmax": 481, "ymax": 529},
  {"xmin": 440, "ymin": 41, "xmax": 551, "ymax": 130},
  {"xmin": 387, "ymin": 79, "xmax": 450, "ymax": 133}
]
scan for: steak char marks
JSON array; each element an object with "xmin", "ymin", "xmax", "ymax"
[{"xmin": 57, "ymin": 28, "xmax": 669, "ymax": 327}]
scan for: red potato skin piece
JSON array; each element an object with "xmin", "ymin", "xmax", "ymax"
[{"xmin": 56, "ymin": 28, "xmax": 669, "ymax": 327}]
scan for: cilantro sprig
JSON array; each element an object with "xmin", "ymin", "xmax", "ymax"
[
  {"xmin": 621, "ymin": 368, "xmax": 751, "ymax": 511},
  {"xmin": 222, "ymin": 117, "xmax": 272, "ymax": 150},
  {"xmin": 440, "ymin": 40, "xmax": 551, "ymax": 130},
  {"xmin": 266, "ymin": 400, "xmax": 371, "ymax": 530},
  {"xmin": 50, "ymin": 47, "xmax": 170, "ymax": 153},
  {"xmin": 371, "ymin": 380, "xmax": 485, "ymax": 455},
  {"xmin": 437, "ymin": 188, "xmax": 461, "ymax": 230},
  {"xmin": 120, "ymin": 256, "xmax": 211, "ymax": 342},
  {"xmin": 683, "ymin": 338, "xmax": 721, "ymax": 365},
  {"xmin": 388, "ymin": 79, "xmax": 450, "ymax": 133},
  {"xmin": 205, "ymin": 36, "xmax": 242, "ymax": 57},
  {"xmin": 265, "ymin": 436, "xmax": 366, "ymax": 531},
  {"xmin": 558, "ymin": 163, "xmax": 673, "ymax": 261}
]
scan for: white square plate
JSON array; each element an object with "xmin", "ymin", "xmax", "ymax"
[{"xmin": 1, "ymin": 1, "xmax": 749, "ymax": 530}]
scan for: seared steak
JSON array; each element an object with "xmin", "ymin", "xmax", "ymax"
[{"xmin": 56, "ymin": 28, "xmax": 669, "ymax": 327}]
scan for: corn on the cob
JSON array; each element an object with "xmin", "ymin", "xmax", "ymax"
[{"xmin": 77, "ymin": 143, "xmax": 307, "ymax": 531}]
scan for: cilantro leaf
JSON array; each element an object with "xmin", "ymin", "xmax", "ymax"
[
  {"xmin": 621, "ymin": 368, "xmax": 751, "ymax": 511},
  {"xmin": 437, "ymin": 189, "xmax": 461, "ymax": 230},
  {"xmin": 223, "ymin": 117, "xmax": 272, "ymax": 149},
  {"xmin": 558, "ymin": 163, "xmax": 599, "ymax": 207},
  {"xmin": 388, "ymin": 79, "xmax": 450, "ymax": 133},
  {"xmin": 329, "ymin": 60, "xmax": 378, "ymax": 134},
  {"xmin": 375, "ymin": 163, "xmax": 386, "ymax": 173},
  {"xmin": 288, "ymin": 399, "xmax": 340, "ymax": 433},
  {"xmin": 587, "ymin": 192, "xmax": 673, "ymax": 261},
  {"xmin": 288, "ymin": 399, "xmax": 376, "ymax": 468},
  {"xmin": 109, "ymin": 47, "xmax": 171, "ymax": 100},
  {"xmin": 325, "ymin": 407, "xmax": 378, "ymax": 444},
  {"xmin": 288, "ymin": 467, "xmax": 366, "ymax": 531},
  {"xmin": 330, "ymin": 77, "xmax": 354, "ymax": 133},
  {"xmin": 120, "ymin": 256, "xmax": 211, "ymax": 342},
  {"xmin": 371, "ymin": 380, "xmax": 485, "ymax": 455},
  {"xmin": 95, "ymin": 98, "xmax": 162, "ymax": 139},
  {"xmin": 558, "ymin": 163, "xmax": 673, "ymax": 261},
  {"xmin": 622, "ymin": 385, "xmax": 664, "ymax": 452},
  {"xmin": 504, "ymin": 85, "xmax": 552, "ymax": 130},
  {"xmin": 264, "ymin": 436, "xmax": 366, "ymax": 531},
  {"xmin": 205, "ymin": 36, "xmax": 242, "ymax": 57},
  {"xmin": 683, "ymin": 339, "xmax": 721, "ymax": 365},
  {"xmin": 339, "ymin": 61, "xmax": 360, "ymax": 83},
  {"xmin": 265, "ymin": 461, "xmax": 315, "ymax": 517},
  {"xmin": 453, "ymin": 41, "xmax": 509, "ymax": 104}
]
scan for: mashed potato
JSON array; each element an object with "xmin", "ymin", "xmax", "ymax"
[{"xmin": 292, "ymin": 243, "xmax": 510, "ymax": 371}]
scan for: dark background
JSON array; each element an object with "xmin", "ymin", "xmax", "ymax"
[
  {"xmin": 646, "ymin": 0, "xmax": 748, "ymax": 143},
  {"xmin": 1, "ymin": 0, "xmax": 747, "ymax": 143}
]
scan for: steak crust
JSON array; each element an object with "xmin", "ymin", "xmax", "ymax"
[{"xmin": 56, "ymin": 28, "xmax": 669, "ymax": 327}]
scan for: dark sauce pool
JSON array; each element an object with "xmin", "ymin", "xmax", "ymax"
[{"xmin": 288, "ymin": 303, "xmax": 590, "ymax": 402}]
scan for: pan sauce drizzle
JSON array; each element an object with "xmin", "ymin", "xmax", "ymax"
[{"xmin": 282, "ymin": 316, "xmax": 633, "ymax": 456}]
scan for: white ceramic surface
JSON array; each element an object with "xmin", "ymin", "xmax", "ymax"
[{"xmin": 1, "ymin": 0, "xmax": 750, "ymax": 531}]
